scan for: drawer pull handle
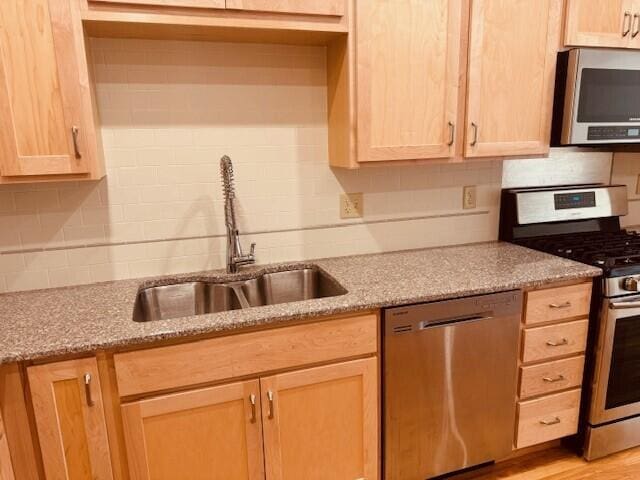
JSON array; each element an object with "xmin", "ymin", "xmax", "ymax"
[
  {"xmin": 540, "ymin": 417, "xmax": 561, "ymax": 426},
  {"xmin": 249, "ymin": 394, "xmax": 257, "ymax": 423},
  {"xmin": 543, "ymin": 374, "xmax": 566, "ymax": 383},
  {"xmin": 546, "ymin": 338, "xmax": 569, "ymax": 347},
  {"xmin": 267, "ymin": 390, "xmax": 275, "ymax": 419},
  {"xmin": 84, "ymin": 373, "xmax": 94, "ymax": 407},
  {"xmin": 549, "ymin": 301, "xmax": 572, "ymax": 309}
]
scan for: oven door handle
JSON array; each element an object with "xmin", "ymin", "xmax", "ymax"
[{"xmin": 609, "ymin": 301, "xmax": 640, "ymax": 310}]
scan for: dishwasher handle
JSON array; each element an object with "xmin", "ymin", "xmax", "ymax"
[{"xmin": 420, "ymin": 314, "xmax": 493, "ymax": 329}]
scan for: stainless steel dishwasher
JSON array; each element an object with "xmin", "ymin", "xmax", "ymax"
[{"xmin": 384, "ymin": 291, "xmax": 522, "ymax": 480}]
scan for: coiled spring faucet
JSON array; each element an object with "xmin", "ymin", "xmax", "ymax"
[{"xmin": 220, "ymin": 155, "xmax": 255, "ymax": 273}]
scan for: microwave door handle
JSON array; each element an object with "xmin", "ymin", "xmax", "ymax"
[{"xmin": 610, "ymin": 301, "xmax": 640, "ymax": 310}]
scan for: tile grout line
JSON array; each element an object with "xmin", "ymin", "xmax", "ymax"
[{"xmin": 1, "ymin": 210, "xmax": 490, "ymax": 256}]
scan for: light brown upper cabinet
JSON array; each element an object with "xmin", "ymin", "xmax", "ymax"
[
  {"xmin": 28, "ymin": 358, "xmax": 114, "ymax": 480},
  {"xmin": 329, "ymin": 0, "xmax": 562, "ymax": 168},
  {"xmin": 353, "ymin": 0, "xmax": 463, "ymax": 163},
  {"xmin": 226, "ymin": 0, "xmax": 345, "ymax": 16},
  {"xmin": 465, "ymin": 0, "xmax": 562, "ymax": 158},
  {"xmin": 121, "ymin": 380, "xmax": 265, "ymax": 480},
  {"xmin": 565, "ymin": 0, "xmax": 638, "ymax": 48},
  {"xmin": 0, "ymin": 0, "xmax": 104, "ymax": 183},
  {"xmin": 261, "ymin": 358, "xmax": 378, "ymax": 480}
]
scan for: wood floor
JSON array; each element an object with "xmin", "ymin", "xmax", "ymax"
[{"xmin": 453, "ymin": 446, "xmax": 640, "ymax": 479}]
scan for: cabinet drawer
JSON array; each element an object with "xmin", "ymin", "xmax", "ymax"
[
  {"xmin": 522, "ymin": 319, "xmax": 588, "ymax": 364},
  {"xmin": 519, "ymin": 356, "xmax": 585, "ymax": 399},
  {"xmin": 524, "ymin": 283, "xmax": 592, "ymax": 325},
  {"xmin": 516, "ymin": 389, "xmax": 581, "ymax": 448},
  {"xmin": 115, "ymin": 313, "xmax": 377, "ymax": 397}
]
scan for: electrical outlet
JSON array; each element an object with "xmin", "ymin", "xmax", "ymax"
[
  {"xmin": 636, "ymin": 174, "xmax": 640, "ymax": 195},
  {"xmin": 463, "ymin": 186, "xmax": 477, "ymax": 210},
  {"xmin": 340, "ymin": 193, "xmax": 364, "ymax": 219}
]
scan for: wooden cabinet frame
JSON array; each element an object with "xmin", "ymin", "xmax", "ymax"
[
  {"xmin": 565, "ymin": 0, "xmax": 636, "ymax": 48},
  {"xmin": 464, "ymin": 0, "xmax": 563, "ymax": 158},
  {"xmin": 122, "ymin": 380, "xmax": 265, "ymax": 480},
  {"xmin": 261, "ymin": 358, "xmax": 378, "ymax": 480},
  {"xmin": 28, "ymin": 358, "xmax": 114, "ymax": 480},
  {"xmin": 0, "ymin": 0, "xmax": 104, "ymax": 183}
]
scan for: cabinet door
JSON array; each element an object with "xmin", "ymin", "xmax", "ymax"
[
  {"xmin": 28, "ymin": 358, "xmax": 114, "ymax": 480},
  {"xmin": 0, "ymin": 412, "xmax": 15, "ymax": 480},
  {"xmin": 465, "ymin": 0, "xmax": 562, "ymax": 158},
  {"xmin": 356, "ymin": 0, "xmax": 463, "ymax": 162},
  {"xmin": 121, "ymin": 380, "xmax": 264, "ymax": 480},
  {"xmin": 565, "ymin": 0, "xmax": 634, "ymax": 48},
  {"xmin": 93, "ymin": 0, "xmax": 225, "ymax": 8},
  {"xmin": 226, "ymin": 0, "xmax": 344, "ymax": 16},
  {"xmin": 261, "ymin": 358, "xmax": 378, "ymax": 480},
  {"xmin": 0, "ymin": 0, "xmax": 92, "ymax": 178}
]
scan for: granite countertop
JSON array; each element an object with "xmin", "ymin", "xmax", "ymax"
[{"xmin": 0, "ymin": 242, "xmax": 602, "ymax": 365}]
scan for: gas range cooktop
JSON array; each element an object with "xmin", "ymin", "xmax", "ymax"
[
  {"xmin": 516, "ymin": 230, "xmax": 640, "ymax": 277},
  {"xmin": 498, "ymin": 184, "xmax": 631, "ymax": 279}
]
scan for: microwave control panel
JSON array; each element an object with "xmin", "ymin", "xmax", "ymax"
[{"xmin": 588, "ymin": 126, "xmax": 640, "ymax": 140}]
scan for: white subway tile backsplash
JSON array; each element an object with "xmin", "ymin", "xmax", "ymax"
[
  {"xmin": 0, "ymin": 38, "xmax": 612, "ymax": 293},
  {"xmin": 48, "ymin": 266, "xmax": 92, "ymax": 288},
  {"xmin": 5, "ymin": 271, "xmax": 49, "ymax": 292}
]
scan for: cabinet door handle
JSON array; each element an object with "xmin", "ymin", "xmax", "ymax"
[
  {"xmin": 249, "ymin": 394, "xmax": 257, "ymax": 423},
  {"xmin": 71, "ymin": 126, "xmax": 82, "ymax": 159},
  {"xmin": 633, "ymin": 14, "xmax": 640, "ymax": 37},
  {"xmin": 470, "ymin": 123, "xmax": 479, "ymax": 146},
  {"xmin": 624, "ymin": 12, "xmax": 632, "ymax": 36},
  {"xmin": 549, "ymin": 301, "xmax": 572, "ymax": 309},
  {"xmin": 84, "ymin": 373, "xmax": 94, "ymax": 407},
  {"xmin": 540, "ymin": 416, "xmax": 561, "ymax": 426},
  {"xmin": 267, "ymin": 390, "xmax": 275, "ymax": 419},
  {"xmin": 546, "ymin": 338, "xmax": 569, "ymax": 347},
  {"xmin": 447, "ymin": 122, "xmax": 455, "ymax": 146},
  {"xmin": 543, "ymin": 374, "xmax": 566, "ymax": 383}
]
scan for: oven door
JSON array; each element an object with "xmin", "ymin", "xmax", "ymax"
[
  {"xmin": 590, "ymin": 295, "xmax": 640, "ymax": 425},
  {"xmin": 564, "ymin": 48, "xmax": 640, "ymax": 145}
]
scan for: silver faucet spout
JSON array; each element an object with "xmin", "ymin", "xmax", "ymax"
[{"xmin": 221, "ymin": 156, "xmax": 256, "ymax": 273}]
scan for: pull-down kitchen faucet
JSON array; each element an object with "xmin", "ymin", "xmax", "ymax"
[{"xmin": 220, "ymin": 155, "xmax": 255, "ymax": 273}]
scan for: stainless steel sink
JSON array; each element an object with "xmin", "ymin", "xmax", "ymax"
[{"xmin": 133, "ymin": 268, "xmax": 347, "ymax": 322}]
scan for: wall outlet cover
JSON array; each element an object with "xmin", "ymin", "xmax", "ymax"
[
  {"xmin": 636, "ymin": 174, "xmax": 640, "ymax": 195},
  {"xmin": 463, "ymin": 186, "xmax": 477, "ymax": 210},
  {"xmin": 340, "ymin": 193, "xmax": 364, "ymax": 219}
]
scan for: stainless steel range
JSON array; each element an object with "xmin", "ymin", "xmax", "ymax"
[{"xmin": 499, "ymin": 183, "xmax": 640, "ymax": 460}]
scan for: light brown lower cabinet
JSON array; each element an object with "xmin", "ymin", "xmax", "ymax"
[
  {"xmin": 121, "ymin": 379, "xmax": 265, "ymax": 480},
  {"xmin": 0, "ymin": 411, "xmax": 15, "ymax": 480},
  {"xmin": 261, "ymin": 358, "xmax": 378, "ymax": 480},
  {"xmin": 28, "ymin": 358, "xmax": 114, "ymax": 480},
  {"xmin": 121, "ymin": 357, "xmax": 378, "ymax": 480}
]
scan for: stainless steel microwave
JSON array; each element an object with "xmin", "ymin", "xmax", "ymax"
[{"xmin": 561, "ymin": 48, "xmax": 640, "ymax": 145}]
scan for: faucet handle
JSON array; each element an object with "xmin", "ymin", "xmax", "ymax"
[{"xmin": 249, "ymin": 243, "xmax": 256, "ymax": 258}]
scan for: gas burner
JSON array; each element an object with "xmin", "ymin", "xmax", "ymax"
[{"xmin": 516, "ymin": 230, "xmax": 640, "ymax": 277}]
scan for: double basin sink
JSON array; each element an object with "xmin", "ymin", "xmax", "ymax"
[{"xmin": 133, "ymin": 267, "xmax": 347, "ymax": 322}]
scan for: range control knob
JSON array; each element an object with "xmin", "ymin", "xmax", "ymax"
[{"xmin": 623, "ymin": 277, "xmax": 640, "ymax": 292}]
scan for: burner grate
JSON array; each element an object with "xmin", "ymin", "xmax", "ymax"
[{"xmin": 517, "ymin": 230, "xmax": 640, "ymax": 276}]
